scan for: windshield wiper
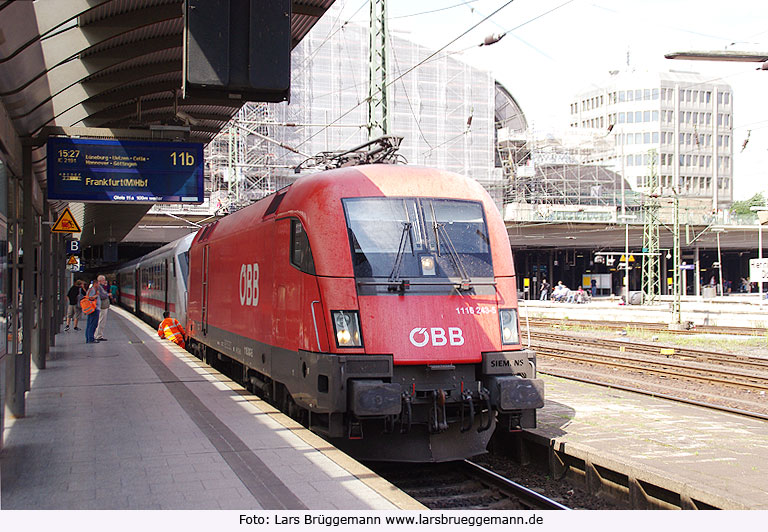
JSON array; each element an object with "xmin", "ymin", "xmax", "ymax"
[
  {"xmin": 388, "ymin": 221, "xmax": 413, "ymax": 291},
  {"xmin": 436, "ymin": 223, "xmax": 472, "ymax": 291}
]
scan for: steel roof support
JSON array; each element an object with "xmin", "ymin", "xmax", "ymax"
[
  {"xmin": 0, "ymin": 102, "xmax": 22, "ymax": 177},
  {"xmin": 0, "ymin": 0, "xmax": 112, "ymax": 63},
  {"xmin": 0, "ymin": 3, "xmax": 181, "ymax": 95},
  {"xmin": 6, "ymin": 144, "xmax": 35, "ymax": 418},
  {"xmin": 4, "ymin": 35, "xmax": 181, "ymax": 119},
  {"xmin": 23, "ymin": 141, "xmax": 44, "ymax": 379},
  {"xmin": 40, "ymin": 201, "xmax": 53, "ymax": 362},
  {"xmin": 84, "ymin": 96, "xmax": 241, "ymax": 127},
  {"xmin": 16, "ymin": 60, "xmax": 182, "ymax": 131}
]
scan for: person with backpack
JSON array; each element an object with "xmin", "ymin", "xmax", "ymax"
[
  {"xmin": 64, "ymin": 280, "xmax": 85, "ymax": 331},
  {"xmin": 83, "ymin": 278, "xmax": 101, "ymax": 343}
]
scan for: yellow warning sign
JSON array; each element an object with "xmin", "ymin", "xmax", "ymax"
[
  {"xmin": 51, "ymin": 207, "xmax": 81, "ymax": 234},
  {"xmin": 67, "ymin": 255, "xmax": 78, "ymax": 265}
]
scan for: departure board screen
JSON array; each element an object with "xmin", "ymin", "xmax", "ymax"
[{"xmin": 47, "ymin": 137, "xmax": 204, "ymax": 204}]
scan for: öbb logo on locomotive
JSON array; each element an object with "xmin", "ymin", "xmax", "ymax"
[
  {"xmin": 239, "ymin": 263, "xmax": 259, "ymax": 306},
  {"xmin": 408, "ymin": 327, "xmax": 465, "ymax": 347}
]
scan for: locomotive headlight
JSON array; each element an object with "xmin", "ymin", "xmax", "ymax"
[
  {"xmin": 332, "ymin": 310, "xmax": 363, "ymax": 348},
  {"xmin": 420, "ymin": 255, "xmax": 436, "ymax": 276},
  {"xmin": 499, "ymin": 309, "xmax": 520, "ymax": 345}
]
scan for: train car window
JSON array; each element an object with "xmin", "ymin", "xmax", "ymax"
[
  {"xmin": 290, "ymin": 218, "xmax": 316, "ymax": 275},
  {"xmin": 178, "ymin": 251, "xmax": 190, "ymax": 289},
  {"xmin": 343, "ymin": 197, "xmax": 493, "ymax": 279}
]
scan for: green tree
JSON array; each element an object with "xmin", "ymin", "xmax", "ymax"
[{"xmin": 730, "ymin": 192, "xmax": 766, "ymax": 215}]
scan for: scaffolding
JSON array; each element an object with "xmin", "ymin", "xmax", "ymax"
[
  {"xmin": 205, "ymin": 0, "xmax": 503, "ymax": 213},
  {"xmin": 206, "ymin": 104, "xmax": 301, "ymax": 213},
  {"xmin": 498, "ymin": 132, "xmax": 636, "ymax": 209}
]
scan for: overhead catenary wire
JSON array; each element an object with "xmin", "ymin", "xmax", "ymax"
[
  {"xmin": 293, "ymin": 0, "xmax": 519, "ymax": 151},
  {"xmin": 388, "ymin": 31, "xmax": 432, "ymax": 149},
  {"xmin": 389, "ymin": 0, "xmax": 481, "ymax": 20},
  {"xmin": 269, "ymin": 0, "xmax": 586, "ymax": 170},
  {"xmin": 296, "ymin": 0, "xmax": 370, "ymax": 75}
]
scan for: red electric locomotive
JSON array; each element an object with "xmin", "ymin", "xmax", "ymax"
[{"xmin": 186, "ymin": 164, "xmax": 543, "ymax": 462}]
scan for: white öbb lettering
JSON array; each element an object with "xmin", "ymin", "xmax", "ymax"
[
  {"xmin": 409, "ymin": 327, "xmax": 465, "ymax": 347},
  {"xmin": 239, "ymin": 263, "xmax": 259, "ymax": 307}
]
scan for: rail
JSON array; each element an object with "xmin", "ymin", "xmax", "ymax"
[{"xmin": 461, "ymin": 460, "xmax": 570, "ymax": 510}]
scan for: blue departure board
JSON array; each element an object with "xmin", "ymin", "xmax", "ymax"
[{"xmin": 47, "ymin": 137, "xmax": 204, "ymax": 203}]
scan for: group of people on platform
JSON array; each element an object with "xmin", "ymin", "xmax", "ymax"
[
  {"xmin": 537, "ymin": 275, "xmax": 763, "ymax": 301},
  {"xmin": 65, "ymin": 275, "xmax": 115, "ymax": 343},
  {"xmin": 539, "ymin": 279, "xmax": 591, "ymax": 304},
  {"xmin": 65, "ymin": 277, "xmax": 184, "ymax": 347}
]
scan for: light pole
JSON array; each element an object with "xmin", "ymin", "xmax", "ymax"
[
  {"xmin": 671, "ymin": 190, "xmax": 682, "ymax": 327},
  {"xmin": 712, "ymin": 227, "xmax": 724, "ymax": 296},
  {"xmin": 618, "ymin": 214, "xmax": 635, "ymax": 300}
]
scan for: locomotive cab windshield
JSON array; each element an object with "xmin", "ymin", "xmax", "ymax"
[{"xmin": 343, "ymin": 197, "xmax": 493, "ymax": 290}]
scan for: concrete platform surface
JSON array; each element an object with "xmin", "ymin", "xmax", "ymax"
[
  {"xmin": 0, "ymin": 308, "xmax": 423, "ymax": 510},
  {"xmin": 531, "ymin": 374, "xmax": 768, "ymax": 509},
  {"xmin": 519, "ymin": 295, "xmax": 768, "ymax": 329}
]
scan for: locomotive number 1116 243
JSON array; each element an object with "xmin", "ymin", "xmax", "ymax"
[{"xmin": 455, "ymin": 306, "xmax": 497, "ymax": 315}]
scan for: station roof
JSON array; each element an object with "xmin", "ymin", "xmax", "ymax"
[
  {"xmin": 0, "ymin": 0, "xmax": 335, "ymax": 247},
  {"xmin": 507, "ymin": 222, "xmax": 763, "ymax": 252}
]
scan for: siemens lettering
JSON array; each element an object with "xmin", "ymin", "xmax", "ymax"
[{"xmin": 490, "ymin": 358, "xmax": 526, "ymax": 368}]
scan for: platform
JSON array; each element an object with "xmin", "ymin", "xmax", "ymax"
[
  {"xmin": 522, "ymin": 373, "xmax": 768, "ymax": 509},
  {"xmin": 0, "ymin": 308, "xmax": 423, "ymax": 510},
  {"xmin": 519, "ymin": 295, "xmax": 768, "ymax": 329}
]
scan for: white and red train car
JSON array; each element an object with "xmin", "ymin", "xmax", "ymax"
[
  {"xmin": 116, "ymin": 233, "xmax": 195, "ymax": 326},
  {"xmin": 183, "ymin": 165, "xmax": 543, "ymax": 461}
]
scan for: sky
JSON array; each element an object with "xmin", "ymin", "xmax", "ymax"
[{"xmin": 333, "ymin": 0, "xmax": 768, "ymax": 201}]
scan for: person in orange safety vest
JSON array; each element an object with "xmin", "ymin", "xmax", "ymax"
[{"xmin": 158, "ymin": 311, "xmax": 186, "ymax": 348}]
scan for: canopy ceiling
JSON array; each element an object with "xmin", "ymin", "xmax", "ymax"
[{"xmin": 0, "ymin": 0, "xmax": 335, "ymax": 246}]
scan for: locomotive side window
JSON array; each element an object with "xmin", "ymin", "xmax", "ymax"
[
  {"xmin": 290, "ymin": 218, "xmax": 315, "ymax": 275},
  {"xmin": 343, "ymin": 197, "xmax": 493, "ymax": 280}
]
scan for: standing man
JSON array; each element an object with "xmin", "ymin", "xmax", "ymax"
[
  {"xmin": 84, "ymin": 277, "xmax": 101, "ymax": 343},
  {"xmin": 110, "ymin": 280, "xmax": 119, "ymax": 304},
  {"xmin": 94, "ymin": 274, "xmax": 110, "ymax": 342},
  {"xmin": 158, "ymin": 311, "xmax": 186, "ymax": 349},
  {"xmin": 64, "ymin": 280, "xmax": 84, "ymax": 331},
  {"xmin": 539, "ymin": 279, "xmax": 550, "ymax": 301}
]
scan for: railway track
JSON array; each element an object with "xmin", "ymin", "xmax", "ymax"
[
  {"xmin": 539, "ymin": 368, "xmax": 768, "ymax": 422},
  {"xmin": 528, "ymin": 329, "xmax": 768, "ymax": 418},
  {"xmin": 370, "ymin": 460, "xmax": 569, "ymax": 510},
  {"xmin": 529, "ymin": 330, "xmax": 768, "ymax": 374},
  {"xmin": 530, "ymin": 332, "xmax": 768, "ymax": 393},
  {"xmin": 524, "ymin": 317, "xmax": 768, "ymax": 337}
]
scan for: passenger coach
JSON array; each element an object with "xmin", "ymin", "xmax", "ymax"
[{"xmin": 116, "ymin": 233, "xmax": 194, "ymax": 326}]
